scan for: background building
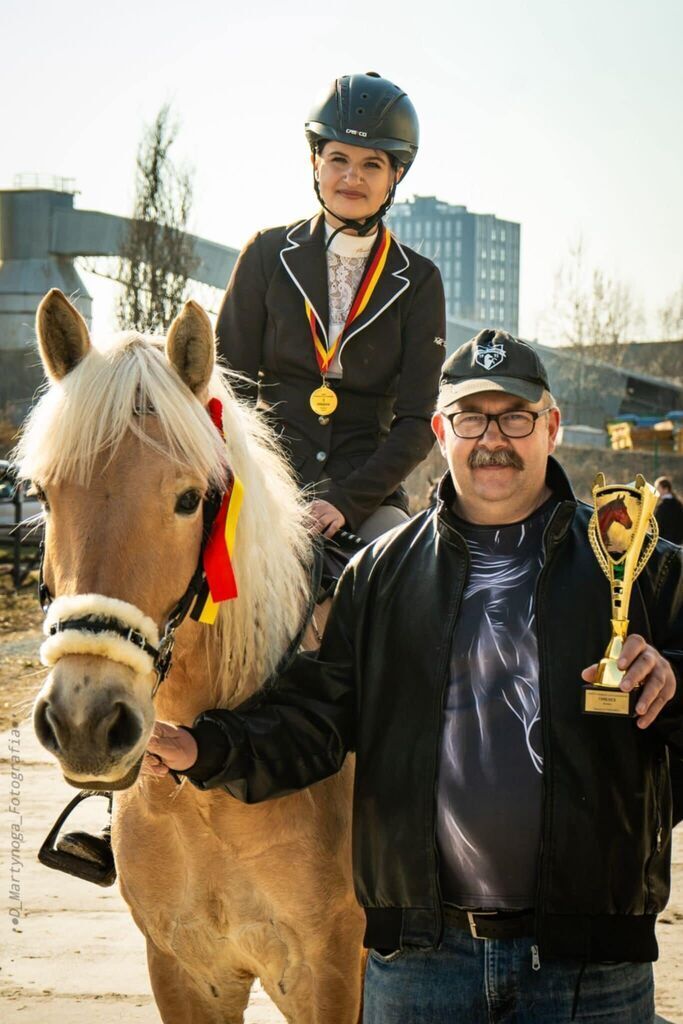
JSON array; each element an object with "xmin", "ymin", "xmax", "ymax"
[{"xmin": 387, "ymin": 195, "xmax": 521, "ymax": 334}]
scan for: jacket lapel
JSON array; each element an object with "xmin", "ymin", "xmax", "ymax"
[
  {"xmin": 279, "ymin": 214, "xmax": 329, "ymax": 344},
  {"xmin": 338, "ymin": 228, "xmax": 411, "ymax": 361}
]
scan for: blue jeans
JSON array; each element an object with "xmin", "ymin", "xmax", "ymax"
[{"xmin": 363, "ymin": 926, "xmax": 654, "ymax": 1023}]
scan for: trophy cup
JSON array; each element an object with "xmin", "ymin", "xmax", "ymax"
[{"xmin": 584, "ymin": 472, "xmax": 659, "ymax": 716}]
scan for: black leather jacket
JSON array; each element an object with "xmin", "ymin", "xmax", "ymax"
[{"xmin": 186, "ymin": 459, "xmax": 683, "ymax": 962}]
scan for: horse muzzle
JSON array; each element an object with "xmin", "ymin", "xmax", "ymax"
[{"xmin": 33, "ymin": 655, "xmax": 154, "ymax": 788}]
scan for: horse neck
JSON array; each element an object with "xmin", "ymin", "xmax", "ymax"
[{"xmin": 152, "ymin": 617, "xmax": 260, "ymax": 726}]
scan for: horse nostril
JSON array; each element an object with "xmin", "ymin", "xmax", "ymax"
[
  {"xmin": 104, "ymin": 702, "xmax": 143, "ymax": 755},
  {"xmin": 34, "ymin": 697, "xmax": 62, "ymax": 755}
]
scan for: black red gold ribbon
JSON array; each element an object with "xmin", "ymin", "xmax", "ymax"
[
  {"xmin": 305, "ymin": 225, "xmax": 392, "ymax": 375},
  {"xmin": 195, "ymin": 398, "xmax": 244, "ymax": 625}
]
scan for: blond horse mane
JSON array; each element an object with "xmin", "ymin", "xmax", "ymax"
[{"xmin": 16, "ymin": 330, "xmax": 313, "ymax": 707}]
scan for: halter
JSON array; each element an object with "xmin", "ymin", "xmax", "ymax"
[{"xmin": 38, "ymin": 486, "xmax": 223, "ymax": 695}]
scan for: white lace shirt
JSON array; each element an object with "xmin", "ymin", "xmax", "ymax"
[{"xmin": 323, "ymin": 224, "xmax": 377, "ymax": 379}]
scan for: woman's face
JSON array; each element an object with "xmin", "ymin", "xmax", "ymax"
[{"xmin": 313, "ymin": 141, "xmax": 402, "ymax": 225}]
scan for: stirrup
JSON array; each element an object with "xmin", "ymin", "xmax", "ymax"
[{"xmin": 38, "ymin": 791, "xmax": 116, "ymax": 887}]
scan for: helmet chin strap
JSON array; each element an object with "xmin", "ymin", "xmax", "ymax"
[{"xmin": 313, "ymin": 173, "xmax": 398, "ymax": 249}]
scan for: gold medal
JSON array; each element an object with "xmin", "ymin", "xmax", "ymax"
[
  {"xmin": 303, "ymin": 226, "xmax": 391, "ymax": 424},
  {"xmin": 309, "ymin": 385, "xmax": 338, "ymax": 416}
]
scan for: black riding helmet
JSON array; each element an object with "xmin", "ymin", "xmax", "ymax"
[{"xmin": 305, "ymin": 72, "xmax": 419, "ymax": 238}]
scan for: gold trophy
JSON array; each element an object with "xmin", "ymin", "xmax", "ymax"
[{"xmin": 584, "ymin": 472, "xmax": 659, "ymax": 716}]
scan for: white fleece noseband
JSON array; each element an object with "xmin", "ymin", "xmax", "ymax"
[{"xmin": 41, "ymin": 594, "xmax": 160, "ymax": 677}]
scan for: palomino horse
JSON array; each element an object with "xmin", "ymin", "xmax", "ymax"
[{"xmin": 18, "ymin": 290, "xmax": 364, "ymax": 1023}]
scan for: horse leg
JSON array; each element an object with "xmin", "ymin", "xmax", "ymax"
[
  {"xmin": 146, "ymin": 939, "xmax": 253, "ymax": 1024},
  {"xmin": 261, "ymin": 920, "xmax": 364, "ymax": 1024}
]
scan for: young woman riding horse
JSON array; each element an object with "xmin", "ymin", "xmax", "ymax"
[{"xmin": 216, "ymin": 71, "xmax": 446, "ymax": 542}]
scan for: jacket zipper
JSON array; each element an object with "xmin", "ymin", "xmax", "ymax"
[
  {"xmin": 430, "ymin": 527, "xmax": 469, "ymax": 946},
  {"xmin": 644, "ymin": 756, "xmax": 664, "ymax": 907},
  {"xmin": 532, "ymin": 502, "xmax": 572, "ymax": 939}
]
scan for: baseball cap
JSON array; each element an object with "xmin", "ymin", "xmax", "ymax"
[{"xmin": 437, "ymin": 329, "xmax": 551, "ymax": 411}]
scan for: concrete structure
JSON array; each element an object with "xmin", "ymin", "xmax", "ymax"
[
  {"xmin": 387, "ymin": 194, "xmax": 521, "ymax": 334},
  {"xmin": 575, "ymin": 340, "xmax": 683, "ymax": 385},
  {"xmin": 0, "ymin": 182, "xmax": 238, "ymax": 414}
]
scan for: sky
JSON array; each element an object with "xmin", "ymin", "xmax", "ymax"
[{"xmin": 2, "ymin": 0, "xmax": 682, "ymax": 341}]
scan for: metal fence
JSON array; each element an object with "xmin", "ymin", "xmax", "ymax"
[{"xmin": 0, "ymin": 462, "xmax": 42, "ymax": 587}]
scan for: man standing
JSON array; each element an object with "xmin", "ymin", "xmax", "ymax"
[
  {"xmin": 148, "ymin": 331, "xmax": 682, "ymax": 1023},
  {"xmin": 655, "ymin": 476, "xmax": 683, "ymax": 545}
]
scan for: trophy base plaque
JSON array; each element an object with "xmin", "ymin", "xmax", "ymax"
[
  {"xmin": 582, "ymin": 684, "xmax": 638, "ymax": 717},
  {"xmin": 582, "ymin": 629, "xmax": 638, "ymax": 716}
]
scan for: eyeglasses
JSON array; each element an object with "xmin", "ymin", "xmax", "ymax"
[{"xmin": 445, "ymin": 407, "xmax": 555, "ymax": 439}]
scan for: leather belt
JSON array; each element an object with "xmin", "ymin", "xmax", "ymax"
[{"xmin": 443, "ymin": 905, "xmax": 535, "ymax": 940}]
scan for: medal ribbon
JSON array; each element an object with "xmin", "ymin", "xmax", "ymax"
[
  {"xmin": 196, "ymin": 398, "xmax": 244, "ymax": 625},
  {"xmin": 305, "ymin": 226, "xmax": 392, "ymax": 376}
]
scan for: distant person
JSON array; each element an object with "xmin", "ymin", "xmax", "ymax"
[
  {"xmin": 655, "ymin": 476, "xmax": 683, "ymax": 545},
  {"xmin": 214, "ymin": 72, "xmax": 445, "ymax": 542}
]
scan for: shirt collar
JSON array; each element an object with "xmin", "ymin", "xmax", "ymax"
[{"xmin": 324, "ymin": 221, "xmax": 378, "ymax": 258}]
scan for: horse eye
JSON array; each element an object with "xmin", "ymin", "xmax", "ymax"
[{"xmin": 175, "ymin": 489, "xmax": 202, "ymax": 515}]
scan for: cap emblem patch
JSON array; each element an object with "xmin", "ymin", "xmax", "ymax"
[{"xmin": 475, "ymin": 341, "xmax": 506, "ymax": 371}]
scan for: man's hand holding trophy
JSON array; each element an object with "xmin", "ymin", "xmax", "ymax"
[{"xmin": 582, "ymin": 472, "xmax": 676, "ymax": 725}]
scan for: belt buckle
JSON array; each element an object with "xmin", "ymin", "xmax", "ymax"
[{"xmin": 466, "ymin": 910, "xmax": 497, "ymax": 939}]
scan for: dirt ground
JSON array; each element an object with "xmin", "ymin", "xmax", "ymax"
[
  {"xmin": 1, "ymin": 565, "xmax": 681, "ymax": 1022},
  {"xmin": 0, "ymin": 566, "xmax": 44, "ymax": 733}
]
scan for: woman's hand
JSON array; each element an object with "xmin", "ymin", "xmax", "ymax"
[
  {"xmin": 141, "ymin": 720, "xmax": 198, "ymax": 777},
  {"xmin": 309, "ymin": 499, "xmax": 346, "ymax": 539}
]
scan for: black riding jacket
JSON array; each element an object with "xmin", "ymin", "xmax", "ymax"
[
  {"xmin": 214, "ymin": 214, "xmax": 446, "ymax": 530},
  {"xmin": 186, "ymin": 459, "xmax": 683, "ymax": 963}
]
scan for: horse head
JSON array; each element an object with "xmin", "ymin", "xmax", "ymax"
[
  {"xmin": 598, "ymin": 496, "xmax": 634, "ymax": 541},
  {"xmin": 19, "ymin": 290, "xmax": 310, "ymax": 791}
]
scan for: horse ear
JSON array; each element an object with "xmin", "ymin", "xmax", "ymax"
[
  {"xmin": 36, "ymin": 289, "xmax": 92, "ymax": 381},
  {"xmin": 166, "ymin": 301, "xmax": 215, "ymax": 396}
]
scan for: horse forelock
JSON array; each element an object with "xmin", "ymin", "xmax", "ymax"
[
  {"xmin": 16, "ymin": 329, "xmax": 313, "ymax": 707},
  {"xmin": 16, "ymin": 331, "xmax": 228, "ymax": 488}
]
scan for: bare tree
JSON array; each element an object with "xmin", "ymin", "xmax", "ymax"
[
  {"xmin": 658, "ymin": 281, "xmax": 683, "ymax": 339},
  {"xmin": 546, "ymin": 238, "xmax": 643, "ymax": 354},
  {"xmin": 116, "ymin": 105, "xmax": 197, "ymax": 333},
  {"xmin": 539, "ymin": 239, "xmax": 647, "ymax": 424},
  {"xmin": 551, "ymin": 238, "xmax": 591, "ymax": 348}
]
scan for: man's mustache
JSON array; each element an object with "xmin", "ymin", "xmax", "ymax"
[{"xmin": 468, "ymin": 447, "xmax": 525, "ymax": 470}]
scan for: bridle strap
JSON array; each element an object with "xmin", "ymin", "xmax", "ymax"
[
  {"xmin": 38, "ymin": 486, "xmax": 224, "ymax": 691},
  {"xmin": 48, "ymin": 617, "xmax": 159, "ymax": 660}
]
